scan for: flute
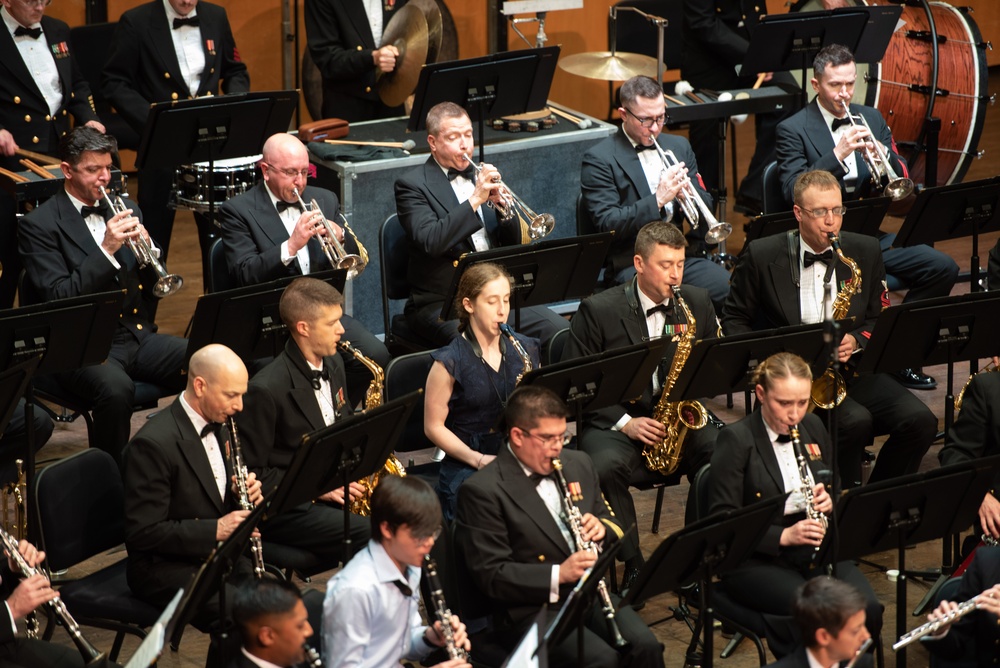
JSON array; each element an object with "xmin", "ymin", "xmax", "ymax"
[{"xmin": 893, "ymin": 597, "xmax": 980, "ymax": 650}]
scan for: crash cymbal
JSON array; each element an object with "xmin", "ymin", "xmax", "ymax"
[
  {"xmin": 559, "ymin": 51, "xmax": 658, "ymax": 81},
  {"xmin": 377, "ymin": 4, "xmax": 428, "ymax": 108},
  {"xmin": 408, "ymin": 0, "xmax": 443, "ymax": 63}
]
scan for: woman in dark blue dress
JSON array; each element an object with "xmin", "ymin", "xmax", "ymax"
[{"xmin": 424, "ymin": 262, "xmax": 541, "ymax": 520}]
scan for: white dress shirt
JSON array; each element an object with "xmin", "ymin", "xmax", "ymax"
[
  {"xmin": 624, "ymin": 133, "xmax": 675, "ymax": 222},
  {"xmin": 362, "ymin": 0, "xmax": 383, "ymax": 48},
  {"xmin": 798, "ymin": 239, "xmax": 837, "ymax": 325},
  {"xmin": 761, "ymin": 420, "xmax": 808, "ymax": 516},
  {"xmin": 3, "ymin": 6, "xmax": 61, "ymax": 116},
  {"xmin": 306, "ymin": 360, "xmax": 337, "ymax": 427},
  {"xmin": 179, "ymin": 392, "xmax": 228, "ymax": 501},
  {"xmin": 162, "ymin": 0, "xmax": 205, "ymax": 97},
  {"xmin": 267, "ymin": 187, "xmax": 313, "ymax": 275},
  {"xmin": 818, "ymin": 102, "xmax": 859, "ymax": 183},
  {"xmin": 66, "ymin": 191, "xmax": 121, "ymax": 270},
  {"xmin": 438, "ymin": 162, "xmax": 490, "ymax": 252}
]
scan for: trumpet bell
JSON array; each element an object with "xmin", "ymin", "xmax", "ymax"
[
  {"xmin": 153, "ymin": 274, "xmax": 184, "ymax": 298},
  {"xmin": 335, "ymin": 254, "xmax": 366, "ymax": 281},
  {"xmin": 704, "ymin": 221, "xmax": 732, "ymax": 244},
  {"xmin": 528, "ymin": 212, "xmax": 556, "ymax": 239},
  {"xmin": 885, "ymin": 177, "xmax": 914, "ymax": 201}
]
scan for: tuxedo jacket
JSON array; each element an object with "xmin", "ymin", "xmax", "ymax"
[
  {"xmin": 942, "ymin": 370, "xmax": 1000, "ymax": 493},
  {"xmin": 102, "ymin": 0, "xmax": 249, "ymax": 135},
  {"xmin": 776, "ymin": 100, "xmax": 907, "ymax": 207},
  {"xmin": 562, "ymin": 277, "xmax": 718, "ymax": 429},
  {"xmin": 681, "ymin": 0, "xmax": 763, "ymax": 82},
  {"xmin": 237, "ymin": 338, "xmax": 352, "ymax": 495},
  {"xmin": 923, "ymin": 546, "xmax": 1000, "ymax": 663},
  {"xmin": 709, "ymin": 409, "xmax": 832, "ymax": 559},
  {"xmin": 580, "ymin": 127, "xmax": 713, "ymax": 274},
  {"xmin": 304, "ymin": 0, "xmax": 408, "ymax": 114},
  {"xmin": 394, "ymin": 156, "xmax": 520, "ymax": 309},
  {"xmin": 18, "ymin": 190, "xmax": 157, "ymax": 342},
  {"xmin": 722, "ymin": 230, "xmax": 885, "ymax": 351},
  {"xmin": 0, "ymin": 15, "xmax": 98, "ymax": 170},
  {"xmin": 455, "ymin": 447, "xmax": 623, "ymax": 624},
  {"xmin": 219, "ymin": 182, "xmax": 357, "ymax": 287},
  {"xmin": 123, "ymin": 398, "xmax": 238, "ymax": 600}
]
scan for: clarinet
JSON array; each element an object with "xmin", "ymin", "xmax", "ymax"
[
  {"xmin": 0, "ymin": 526, "xmax": 105, "ymax": 664},
  {"xmin": 550, "ymin": 458, "xmax": 628, "ymax": 649},
  {"xmin": 499, "ymin": 323, "xmax": 532, "ymax": 384},
  {"xmin": 226, "ymin": 417, "xmax": 265, "ymax": 579},
  {"xmin": 789, "ymin": 425, "xmax": 827, "ymax": 553},
  {"xmin": 893, "ymin": 596, "xmax": 981, "ymax": 650},
  {"xmin": 423, "ymin": 555, "xmax": 469, "ymax": 661},
  {"xmin": 303, "ymin": 642, "xmax": 323, "ymax": 667}
]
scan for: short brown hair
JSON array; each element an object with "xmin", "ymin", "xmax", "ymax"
[
  {"xmin": 454, "ymin": 262, "xmax": 513, "ymax": 333},
  {"xmin": 504, "ymin": 385, "xmax": 569, "ymax": 435},
  {"xmin": 635, "ymin": 221, "xmax": 687, "ymax": 260},
  {"xmin": 370, "ymin": 475, "xmax": 442, "ymax": 543},
  {"xmin": 426, "ymin": 102, "xmax": 469, "ymax": 137},
  {"xmin": 620, "ymin": 75, "xmax": 662, "ymax": 108},
  {"xmin": 793, "ymin": 170, "xmax": 841, "ymax": 207},
  {"xmin": 813, "ymin": 44, "xmax": 855, "ymax": 79},
  {"xmin": 278, "ymin": 277, "xmax": 344, "ymax": 328},
  {"xmin": 751, "ymin": 351, "xmax": 813, "ymax": 391},
  {"xmin": 793, "ymin": 577, "xmax": 867, "ymax": 648}
]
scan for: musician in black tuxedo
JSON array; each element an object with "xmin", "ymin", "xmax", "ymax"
[
  {"xmin": 765, "ymin": 577, "xmax": 873, "ymax": 668},
  {"xmin": 394, "ymin": 102, "xmax": 567, "ymax": 347},
  {"xmin": 776, "ymin": 44, "xmax": 957, "ymax": 390},
  {"xmin": 456, "ymin": 385, "xmax": 663, "ymax": 668},
  {"xmin": 722, "ymin": 170, "xmax": 936, "ymax": 487},
  {"xmin": 17, "ymin": 127, "xmax": 187, "ymax": 469},
  {"xmin": 580, "ymin": 75, "xmax": 730, "ymax": 312},
  {"xmin": 123, "ymin": 344, "xmax": 262, "ymax": 629},
  {"xmin": 304, "ymin": 0, "xmax": 408, "ymax": 122},
  {"xmin": 231, "ymin": 579, "xmax": 317, "ymax": 668},
  {"xmin": 0, "ymin": 0, "xmax": 105, "ymax": 308},
  {"xmin": 102, "ymin": 0, "xmax": 250, "ymax": 261},
  {"xmin": 236, "ymin": 278, "xmax": 370, "ymax": 563},
  {"xmin": 710, "ymin": 352, "xmax": 882, "ymax": 660},
  {"xmin": 562, "ymin": 221, "xmax": 720, "ymax": 589},
  {"xmin": 922, "ymin": 547, "xmax": 1000, "ymax": 664},
  {"xmin": 219, "ymin": 132, "xmax": 390, "ymax": 405}
]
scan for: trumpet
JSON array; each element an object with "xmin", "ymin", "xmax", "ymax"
[
  {"xmin": 839, "ymin": 100, "xmax": 914, "ymax": 201},
  {"xmin": 292, "ymin": 188, "xmax": 367, "ymax": 280},
  {"xmin": 651, "ymin": 143, "xmax": 732, "ymax": 243},
  {"xmin": 99, "ymin": 186, "xmax": 184, "ymax": 298},
  {"xmin": 461, "ymin": 154, "xmax": 555, "ymax": 243}
]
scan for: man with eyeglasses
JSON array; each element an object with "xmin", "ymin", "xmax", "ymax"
[
  {"xmin": 219, "ymin": 132, "xmax": 389, "ymax": 404},
  {"xmin": 776, "ymin": 44, "xmax": 958, "ymax": 390},
  {"xmin": 723, "ymin": 170, "xmax": 935, "ymax": 488},
  {"xmin": 581, "ymin": 75, "xmax": 731, "ymax": 313},
  {"xmin": 0, "ymin": 0, "xmax": 106, "ymax": 309},
  {"xmin": 324, "ymin": 475, "xmax": 471, "ymax": 668},
  {"xmin": 456, "ymin": 385, "xmax": 663, "ymax": 667}
]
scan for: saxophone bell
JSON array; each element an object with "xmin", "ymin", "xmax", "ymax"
[{"xmin": 809, "ymin": 233, "xmax": 859, "ymax": 411}]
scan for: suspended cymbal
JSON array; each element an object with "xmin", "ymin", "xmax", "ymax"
[
  {"xmin": 408, "ymin": 0, "xmax": 443, "ymax": 63},
  {"xmin": 559, "ymin": 51, "xmax": 658, "ymax": 81},
  {"xmin": 377, "ymin": 5, "xmax": 428, "ymax": 108}
]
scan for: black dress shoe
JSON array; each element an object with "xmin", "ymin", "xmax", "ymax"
[{"xmin": 895, "ymin": 368, "xmax": 937, "ymax": 390}]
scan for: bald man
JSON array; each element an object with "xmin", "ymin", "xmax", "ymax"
[
  {"xmin": 219, "ymin": 132, "xmax": 389, "ymax": 404},
  {"xmin": 123, "ymin": 344, "xmax": 263, "ymax": 630}
]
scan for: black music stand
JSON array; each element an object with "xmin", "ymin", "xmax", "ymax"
[
  {"xmin": 441, "ymin": 233, "xmax": 612, "ymax": 331},
  {"xmin": 518, "ymin": 339, "xmax": 670, "ymax": 439},
  {"xmin": 185, "ymin": 269, "xmax": 347, "ymax": 364},
  {"xmin": 893, "ymin": 176, "xmax": 1000, "ymax": 293},
  {"xmin": 407, "ymin": 47, "xmax": 560, "ymax": 162},
  {"xmin": 124, "ymin": 588, "xmax": 184, "ymax": 668},
  {"xmin": 266, "ymin": 392, "xmax": 420, "ymax": 564},
  {"xmin": 168, "ymin": 499, "xmax": 270, "ymax": 665},
  {"xmin": 0, "ymin": 291, "xmax": 124, "ymax": 539},
  {"xmin": 135, "ymin": 91, "xmax": 299, "ymax": 283},
  {"xmin": 741, "ymin": 198, "xmax": 889, "ymax": 248},
  {"xmin": 813, "ymin": 458, "xmax": 997, "ymax": 668},
  {"xmin": 0, "ymin": 357, "xmax": 41, "ymax": 441},
  {"xmin": 621, "ymin": 496, "xmax": 786, "ymax": 668}
]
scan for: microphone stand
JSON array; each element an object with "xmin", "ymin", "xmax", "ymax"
[{"xmin": 821, "ymin": 260, "xmax": 840, "ymax": 578}]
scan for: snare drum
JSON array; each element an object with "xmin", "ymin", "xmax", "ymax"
[{"xmin": 171, "ymin": 155, "xmax": 263, "ymax": 212}]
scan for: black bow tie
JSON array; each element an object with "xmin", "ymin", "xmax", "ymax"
[
  {"xmin": 80, "ymin": 202, "xmax": 108, "ymax": 219},
  {"xmin": 276, "ymin": 200, "xmax": 303, "ymax": 214},
  {"xmin": 529, "ymin": 472, "xmax": 553, "ymax": 486},
  {"xmin": 447, "ymin": 165, "xmax": 475, "ymax": 182},
  {"xmin": 392, "ymin": 579, "xmax": 413, "ymax": 597},
  {"xmin": 831, "ymin": 116, "xmax": 852, "ymax": 132},
  {"xmin": 775, "ymin": 433, "xmax": 792, "ymax": 444},
  {"xmin": 635, "ymin": 142, "xmax": 657, "ymax": 152},
  {"xmin": 803, "ymin": 250, "xmax": 834, "ymax": 268},
  {"xmin": 309, "ymin": 368, "xmax": 330, "ymax": 391},
  {"xmin": 645, "ymin": 302, "xmax": 673, "ymax": 318},
  {"xmin": 200, "ymin": 422, "xmax": 223, "ymax": 439},
  {"xmin": 13, "ymin": 25, "xmax": 41, "ymax": 39},
  {"xmin": 172, "ymin": 16, "xmax": 200, "ymax": 29}
]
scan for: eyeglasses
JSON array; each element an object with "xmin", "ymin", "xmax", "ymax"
[
  {"xmin": 802, "ymin": 206, "xmax": 848, "ymax": 219},
  {"xmin": 623, "ymin": 107, "xmax": 666, "ymax": 129},
  {"xmin": 15, "ymin": 0, "xmax": 51, "ymax": 6},
  {"xmin": 411, "ymin": 526, "xmax": 443, "ymax": 544},
  {"xmin": 518, "ymin": 429, "xmax": 572, "ymax": 447},
  {"xmin": 264, "ymin": 163, "xmax": 310, "ymax": 179}
]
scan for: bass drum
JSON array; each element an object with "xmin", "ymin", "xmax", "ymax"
[{"xmin": 791, "ymin": 0, "xmax": 990, "ymax": 186}]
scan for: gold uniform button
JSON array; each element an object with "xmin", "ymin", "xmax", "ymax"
[
  {"xmin": 356, "ymin": 45, "xmax": 362, "ymax": 51},
  {"xmin": 138, "ymin": 284, "xmax": 143, "ymax": 290},
  {"xmin": 210, "ymin": 67, "xmax": 215, "ymax": 74},
  {"xmin": 132, "ymin": 308, "xmax": 138, "ymax": 315},
  {"xmin": 365, "ymin": 86, "xmax": 371, "ymax": 93},
  {"xmin": 70, "ymin": 92, "xmax": 75, "ymax": 98},
  {"xmin": 13, "ymin": 96, "xmax": 20, "ymax": 104},
  {"xmin": 45, "ymin": 114, "xmax": 51, "ymax": 121},
  {"xmin": 164, "ymin": 72, "xmax": 171, "ymax": 79},
  {"xmin": 24, "ymin": 115, "xmax": 30, "ymax": 122},
  {"xmin": 537, "ymin": 555, "xmax": 545, "ymax": 562},
  {"xmin": 755, "ymin": 492, "xmax": 761, "ymax": 498},
  {"xmin": 171, "ymin": 92, "xmax": 178, "ymax": 100},
  {"xmin": 136, "ymin": 324, "xmax": 143, "ymax": 331},
  {"xmin": 62, "ymin": 110, "xmax": 67, "ymax": 116},
  {"xmin": 32, "ymin": 136, "xmax": 39, "ymax": 144}
]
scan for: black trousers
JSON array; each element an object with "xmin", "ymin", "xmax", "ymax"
[
  {"xmin": 259, "ymin": 500, "xmax": 371, "ymax": 564},
  {"xmin": 0, "ymin": 637, "xmax": 92, "ymax": 668}
]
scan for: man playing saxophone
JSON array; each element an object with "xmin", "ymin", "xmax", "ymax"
[
  {"xmin": 561, "ymin": 221, "xmax": 721, "ymax": 592},
  {"xmin": 236, "ymin": 278, "xmax": 370, "ymax": 565}
]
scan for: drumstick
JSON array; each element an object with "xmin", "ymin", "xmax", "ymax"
[
  {"xmin": 753, "ymin": 72, "xmax": 767, "ymax": 90},
  {"xmin": 663, "ymin": 93, "xmax": 686, "ymax": 106},
  {"xmin": 0, "ymin": 167, "xmax": 29, "ymax": 183},
  {"xmin": 324, "ymin": 139, "xmax": 417, "ymax": 151},
  {"xmin": 548, "ymin": 106, "xmax": 592, "ymax": 129},
  {"xmin": 18, "ymin": 159, "xmax": 56, "ymax": 179},
  {"xmin": 15, "ymin": 148, "xmax": 59, "ymax": 165},
  {"xmin": 683, "ymin": 90, "xmax": 703, "ymax": 104}
]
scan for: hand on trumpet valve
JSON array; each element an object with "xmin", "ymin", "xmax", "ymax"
[
  {"xmin": 656, "ymin": 163, "xmax": 688, "ymax": 209},
  {"xmin": 373, "ymin": 44, "xmax": 399, "ymax": 73},
  {"xmin": 471, "ymin": 162, "xmax": 504, "ymax": 209},
  {"xmin": 781, "ymin": 517, "xmax": 827, "ymax": 547},
  {"xmin": 834, "ymin": 123, "xmax": 872, "ymax": 162},
  {"xmin": 101, "ymin": 207, "xmax": 140, "ymax": 255},
  {"xmin": 7, "ymin": 574, "xmax": 58, "ymax": 621}
]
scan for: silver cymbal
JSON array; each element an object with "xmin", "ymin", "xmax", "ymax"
[{"xmin": 559, "ymin": 51, "xmax": 658, "ymax": 81}]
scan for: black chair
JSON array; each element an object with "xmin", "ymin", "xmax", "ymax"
[
  {"xmin": 205, "ymin": 237, "xmax": 235, "ymax": 293},
  {"xmin": 545, "ymin": 327, "xmax": 571, "ymax": 366},
  {"xmin": 379, "ymin": 213, "xmax": 437, "ymax": 354},
  {"xmin": 31, "ymin": 449, "xmax": 161, "ymax": 662},
  {"xmin": 383, "ymin": 349, "xmax": 440, "ymax": 483},
  {"xmin": 761, "ymin": 161, "xmax": 790, "ymax": 215}
]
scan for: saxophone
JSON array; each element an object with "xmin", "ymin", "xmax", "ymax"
[
  {"xmin": 810, "ymin": 233, "xmax": 862, "ymax": 410},
  {"xmin": 340, "ymin": 341, "xmax": 406, "ymax": 516},
  {"xmin": 499, "ymin": 323, "xmax": 531, "ymax": 384},
  {"xmin": 644, "ymin": 285, "xmax": 709, "ymax": 476}
]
